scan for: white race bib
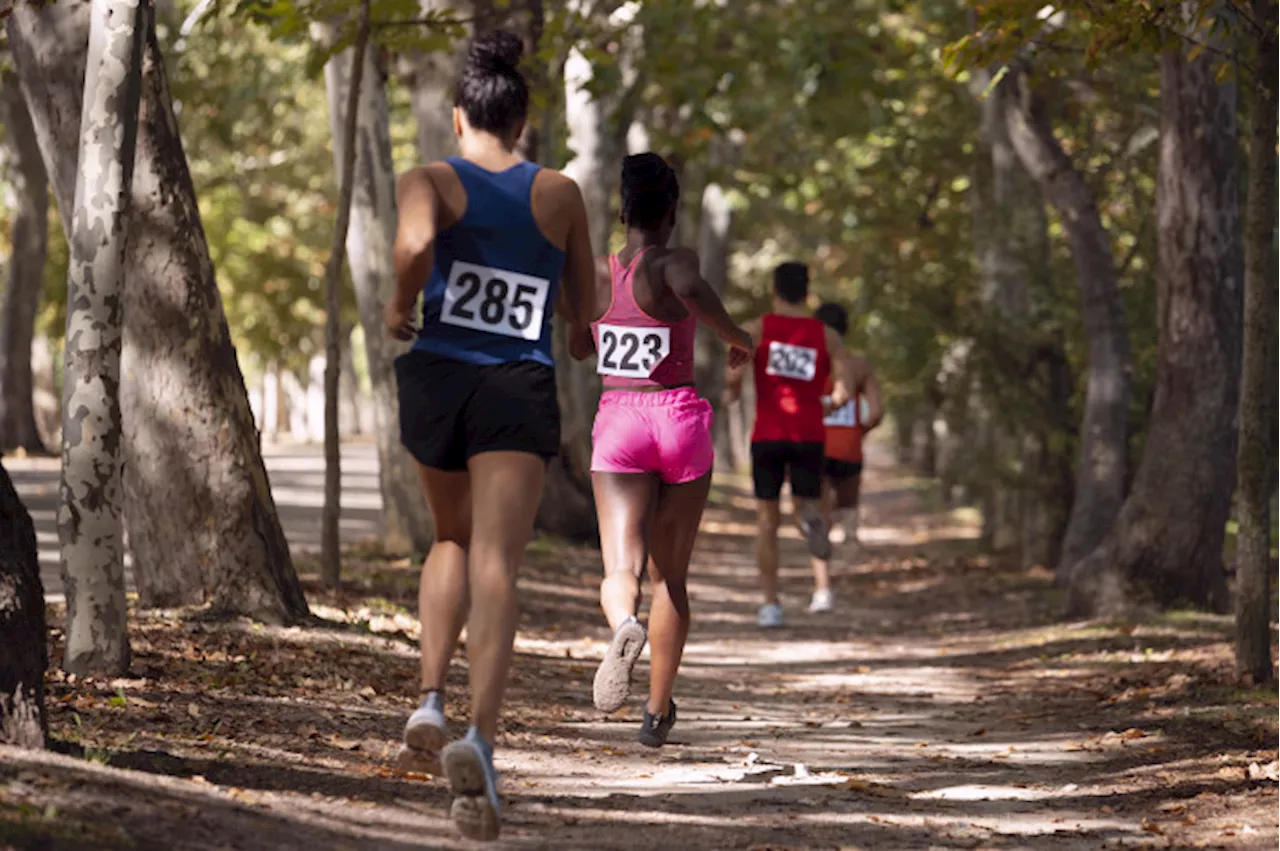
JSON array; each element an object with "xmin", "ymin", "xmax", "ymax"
[
  {"xmin": 765, "ymin": 341, "xmax": 818, "ymax": 381},
  {"xmin": 596, "ymin": 324, "xmax": 671, "ymax": 379},
  {"xmin": 440, "ymin": 261, "xmax": 549, "ymax": 341},
  {"xmin": 823, "ymin": 397, "xmax": 858, "ymax": 427}
]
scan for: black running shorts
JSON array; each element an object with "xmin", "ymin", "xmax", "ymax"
[
  {"xmin": 823, "ymin": 458, "xmax": 863, "ymax": 482},
  {"xmin": 750, "ymin": 440, "xmax": 824, "ymax": 501},
  {"xmin": 395, "ymin": 349, "xmax": 560, "ymax": 471}
]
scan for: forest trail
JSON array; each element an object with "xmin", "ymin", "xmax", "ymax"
[{"xmin": 2, "ymin": 443, "xmax": 1276, "ymax": 849}]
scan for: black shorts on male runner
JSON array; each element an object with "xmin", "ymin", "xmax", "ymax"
[
  {"xmin": 823, "ymin": 458, "xmax": 863, "ymax": 482},
  {"xmin": 395, "ymin": 349, "xmax": 560, "ymax": 471},
  {"xmin": 750, "ymin": 441, "xmax": 824, "ymax": 501}
]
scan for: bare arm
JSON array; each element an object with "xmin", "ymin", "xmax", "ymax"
[
  {"xmin": 389, "ymin": 168, "xmax": 438, "ymax": 312},
  {"xmin": 858, "ymin": 357, "xmax": 884, "ymax": 430},
  {"xmin": 825, "ymin": 325, "xmax": 852, "ymax": 410},
  {"xmin": 558, "ymin": 177, "xmax": 598, "ymax": 347},
  {"xmin": 665, "ymin": 247, "xmax": 752, "ymax": 353},
  {"xmin": 724, "ymin": 317, "xmax": 762, "ymax": 403}
]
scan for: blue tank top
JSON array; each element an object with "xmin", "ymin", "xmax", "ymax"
[{"xmin": 412, "ymin": 157, "xmax": 565, "ymax": 366}]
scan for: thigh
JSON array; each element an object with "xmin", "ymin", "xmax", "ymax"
[
  {"xmin": 395, "ymin": 351, "xmax": 469, "ymax": 471},
  {"xmin": 830, "ymin": 461, "xmax": 863, "ymax": 509},
  {"xmin": 416, "ymin": 464, "xmax": 471, "ymax": 546},
  {"xmin": 788, "ymin": 442, "xmax": 825, "ymax": 502},
  {"xmin": 649, "ymin": 472, "xmax": 711, "ymax": 585},
  {"xmin": 467, "ymin": 451, "xmax": 548, "ymax": 568},
  {"xmin": 751, "ymin": 442, "xmax": 786, "ymax": 501},
  {"xmin": 592, "ymin": 472, "xmax": 660, "ymax": 573}
]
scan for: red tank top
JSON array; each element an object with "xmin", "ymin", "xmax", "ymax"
[
  {"xmin": 591, "ymin": 249, "xmax": 697, "ymax": 389},
  {"xmin": 751, "ymin": 314, "xmax": 830, "ymax": 443}
]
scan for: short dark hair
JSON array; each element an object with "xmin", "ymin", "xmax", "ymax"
[
  {"xmin": 455, "ymin": 30, "xmax": 528, "ymax": 139},
  {"xmin": 815, "ymin": 302, "xmax": 849, "ymax": 337},
  {"xmin": 620, "ymin": 153, "xmax": 680, "ymax": 229},
  {"xmin": 773, "ymin": 262, "xmax": 809, "ymax": 304}
]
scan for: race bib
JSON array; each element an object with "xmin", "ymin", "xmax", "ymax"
[
  {"xmin": 440, "ymin": 261, "xmax": 550, "ymax": 341},
  {"xmin": 765, "ymin": 341, "xmax": 818, "ymax": 381},
  {"xmin": 824, "ymin": 396, "xmax": 869, "ymax": 427},
  {"xmin": 596, "ymin": 324, "xmax": 671, "ymax": 379}
]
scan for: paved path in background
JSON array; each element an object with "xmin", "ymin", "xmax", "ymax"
[{"xmin": 6, "ymin": 442, "xmax": 383, "ymax": 599}]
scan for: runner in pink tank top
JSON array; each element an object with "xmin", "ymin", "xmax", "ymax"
[{"xmin": 582, "ymin": 153, "xmax": 753, "ymax": 747}]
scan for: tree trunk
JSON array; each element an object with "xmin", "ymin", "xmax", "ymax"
[
  {"xmin": 539, "ymin": 36, "xmax": 616, "ymax": 540},
  {"xmin": 1069, "ymin": 18, "xmax": 1243, "ymax": 616},
  {"xmin": 318, "ymin": 1, "xmax": 372, "ymax": 588},
  {"xmin": 0, "ymin": 69, "xmax": 51, "ymax": 456},
  {"xmin": 9, "ymin": 3, "xmax": 310, "ymax": 624},
  {"xmin": 1234, "ymin": 0, "xmax": 1278, "ymax": 684},
  {"xmin": 59, "ymin": 0, "xmax": 146, "ymax": 676},
  {"xmin": 319, "ymin": 24, "xmax": 434, "ymax": 556},
  {"xmin": 998, "ymin": 69, "xmax": 1132, "ymax": 578},
  {"xmin": 0, "ymin": 461, "xmax": 47, "ymax": 748},
  {"xmin": 396, "ymin": 0, "xmax": 461, "ymax": 163},
  {"xmin": 695, "ymin": 178, "xmax": 734, "ymax": 469}
]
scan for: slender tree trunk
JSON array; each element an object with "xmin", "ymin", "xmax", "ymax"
[
  {"xmin": 695, "ymin": 178, "xmax": 734, "ymax": 470},
  {"xmin": 319, "ymin": 22, "xmax": 434, "ymax": 555},
  {"xmin": 9, "ymin": 3, "xmax": 310, "ymax": 624},
  {"xmin": 540, "ymin": 34, "xmax": 615, "ymax": 540},
  {"xmin": 1069, "ymin": 16, "xmax": 1243, "ymax": 616},
  {"xmin": 59, "ymin": 0, "xmax": 147, "ymax": 676},
  {"xmin": 397, "ymin": 0, "xmax": 461, "ymax": 163},
  {"xmin": 0, "ymin": 69, "xmax": 50, "ymax": 456},
  {"xmin": 0, "ymin": 460, "xmax": 48, "ymax": 748},
  {"xmin": 1234, "ymin": 0, "xmax": 1278, "ymax": 684},
  {"xmin": 320, "ymin": 0, "xmax": 372, "ymax": 588},
  {"xmin": 998, "ymin": 69, "xmax": 1131, "ymax": 578}
]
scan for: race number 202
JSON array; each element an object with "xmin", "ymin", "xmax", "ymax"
[
  {"xmin": 765, "ymin": 341, "xmax": 818, "ymax": 381},
  {"xmin": 440, "ymin": 261, "xmax": 550, "ymax": 341},
  {"xmin": 596, "ymin": 323, "xmax": 671, "ymax": 379}
]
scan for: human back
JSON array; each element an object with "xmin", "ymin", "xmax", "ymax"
[{"xmin": 751, "ymin": 310, "xmax": 831, "ymax": 444}]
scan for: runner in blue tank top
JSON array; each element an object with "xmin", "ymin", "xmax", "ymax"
[{"xmin": 382, "ymin": 30, "xmax": 596, "ymax": 842}]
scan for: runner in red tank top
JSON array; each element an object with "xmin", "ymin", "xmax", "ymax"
[
  {"xmin": 724, "ymin": 262, "xmax": 852, "ymax": 629},
  {"xmin": 582, "ymin": 153, "xmax": 752, "ymax": 747}
]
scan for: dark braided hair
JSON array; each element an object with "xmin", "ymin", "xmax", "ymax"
[
  {"xmin": 620, "ymin": 153, "xmax": 680, "ymax": 229},
  {"xmin": 455, "ymin": 30, "xmax": 528, "ymax": 139}
]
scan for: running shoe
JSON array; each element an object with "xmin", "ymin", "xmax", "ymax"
[
  {"xmin": 396, "ymin": 692, "xmax": 446, "ymax": 774},
  {"xmin": 808, "ymin": 588, "xmax": 835, "ymax": 613},
  {"xmin": 594, "ymin": 617, "xmax": 648, "ymax": 712},
  {"xmin": 758, "ymin": 602, "xmax": 784, "ymax": 628},
  {"xmin": 638, "ymin": 699, "xmax": 677, "ymax": 748},
  {"xmin": 798, "ymin": 509, "xmax": 833, "ymax": 560},
  {"xmin": 442, "ymin": 729, "xmax": 502, "ymax": 841}
]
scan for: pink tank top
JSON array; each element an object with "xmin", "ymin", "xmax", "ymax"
[{"xmin": 591, "ymin": 249, "xmax": 696, "ymax": 389}]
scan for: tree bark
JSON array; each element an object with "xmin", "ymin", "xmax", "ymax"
[
  {"xmin": 0, "ymin": 69, "xmax": 51, "ymax": 456},
  {"xmin": 0, "ymin": 461, "xmax": 47, "ymax": 749},
  {"xmin": 1069, "ymin": 15, "xmax": 1243, "ymax": 616},
  {"xmin": 396, "ymin": 0, "xmax": 461, "ymax": 163},
  {"xmin": 9, "ymin": 3, "xmax": 310, "ymax": 624},
  {"xmin": 319, "ymin": 24, "xmax": 434, "ymax": 556},
  {"xmin": 1234, "ymin": 0, "xmax": 1278, "ymax": 684},
  {"xmin": 59, "ymin": 0, "xmax": 146, "ymax": 676},
  {"xmin": 318, "ymin": 0, "xmax": 372, "ymax": 588},
  {"xmin": 998, "ymin": 69, "xmax": 1132, "ymax": 578},
  {"xmin": 695, "ymin": 177, "xmax": 735, "ymax": 470}
]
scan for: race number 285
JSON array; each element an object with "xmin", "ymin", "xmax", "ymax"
[
  {"xmin": 440, "ymin": 261, "xmax": 550, "ymax": 341},
  {"xmin": 596, "ymin": 323, "xmax": 671, "ymax": 379},
  {"xmin": 765, "ymin": 341, "xmax": 818, "ymax": 381}
]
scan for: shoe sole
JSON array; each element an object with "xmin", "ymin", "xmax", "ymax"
[
  {"xmin": 404, "ymin": 716, "xmax": 447, "ymax": 754},
  {"xmin": 802, "ymin": 517, "xmax": 833, "ymax": 560},
  {"xmin": 393, "ymin": 743, "xmax": 441, "ymax": 775},
  {"xmin": 593, "ymin": 620, "xmax": 647, "ymax": 712},
  {"xmin": 442, "ymin": 741, "xmax": 500, "ymax": 841}
]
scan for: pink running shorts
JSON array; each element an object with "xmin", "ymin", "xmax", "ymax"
[{"xmin": 590, "ymin": 386, "xmax": 714, "ymax": 484}]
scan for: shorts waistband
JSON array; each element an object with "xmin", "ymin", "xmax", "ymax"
[{"xmin": 599, "ymin": 385, "xmax": 702, "ymax": 408}]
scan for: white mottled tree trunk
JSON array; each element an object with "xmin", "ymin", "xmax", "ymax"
[
  {"xmin": 59, "ymin": 0, "xmax": 147, "ymax": 676},
  {"xmin": 9, "ymin": 3, "xmax": 310, "ymax": 623},
  {"xmin": 318, "ymin": 23, "xmax": 433, "ymax": 553}
]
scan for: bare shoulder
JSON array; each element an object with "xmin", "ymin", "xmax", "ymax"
[{"xmin": 533, "ymin": 167, "xmax": 584, "ymax": 204}]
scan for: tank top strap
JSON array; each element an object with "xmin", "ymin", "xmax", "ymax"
[{"xmin": 609, "ymin": 247, "xmax": 653, "ymax": 315}]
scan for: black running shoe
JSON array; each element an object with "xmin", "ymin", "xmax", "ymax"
[{"xmin": 638, "ymin": 699, "xmax": 677, "ymax": 748}]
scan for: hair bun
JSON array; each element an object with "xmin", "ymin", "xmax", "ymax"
[{"xmin": 469, "ymin": 30, "xmax": 524, "ymax": 74}]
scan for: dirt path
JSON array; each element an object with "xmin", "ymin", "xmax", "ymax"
[{"xmin": 2, "ymin": 449, "xmax": 1276, "ymax": 850}]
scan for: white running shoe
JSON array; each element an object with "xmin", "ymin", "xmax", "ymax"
[
  {"xmin": 808, "ymin": 588, "xmax": 834, "ymax": 613},
  {"xmin": 758, "ymin": 602, "xmax": 784, "ymax": 628}
]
